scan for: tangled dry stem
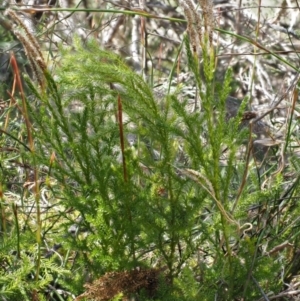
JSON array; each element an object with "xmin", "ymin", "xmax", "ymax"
[{"xmin": 75, "ymin": 267, "xmax": 167, "ymax": 301}]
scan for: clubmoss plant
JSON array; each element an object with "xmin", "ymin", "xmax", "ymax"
[
  {"xmin": 2, "ymin": 1, "xmax": 300, "ymax": 301},
  {"xmin": 25, "ymin": 34, "xmax": 248, "ymax": 299}
]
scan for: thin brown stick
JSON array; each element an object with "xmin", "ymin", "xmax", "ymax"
[{"xmin": 117, "ymin": 94, "xmax": 127, "ymax": 182}]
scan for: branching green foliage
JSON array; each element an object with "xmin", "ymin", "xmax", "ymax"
[
  {"xmin": 23, "ymin": 34, "xmax": 246, "ymax": 300},
  {"xmin": 28, "ymin": 38, "xmax": 214, "ymax": 277},
  {"xmin": 0, "ymin": 2, "xmax": 299, "ymax": 301},
  {"xmin": 19, "ymin": 31, "xmax": 300, "ymax": 299},
  {"xmin": 2, "ymin": 4, "xmax": 300, "ymax": 301},
  {"xmin": 0, "ymin": 247, "xmax": 69, "ymax": 300}
]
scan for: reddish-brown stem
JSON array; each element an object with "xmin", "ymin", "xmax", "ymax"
[
  {"xmin": 12, "ymin": 204, "xmax": 20, "ymax": 259},
  {"xmin": 117, "ymin": 94, "xmax": 127, "ymax": 182},
  {"xmin": 9, "ymin": 52, "xmax": 41, "ymax": 280},
  {"xmin": 9, "ymin": 52, "xmax": 34, "ymax": 151}
]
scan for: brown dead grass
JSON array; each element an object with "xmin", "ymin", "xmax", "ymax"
[{"xmin": 75, "ymin": 267, "xmax": 167, "ymax": 301}]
